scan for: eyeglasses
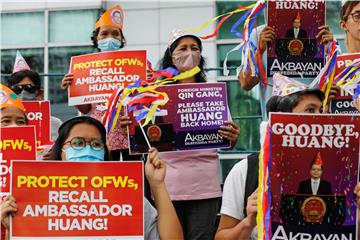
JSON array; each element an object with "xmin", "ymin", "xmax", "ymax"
[
  {"xmin": 10, "ymin": 84, "xmax": 37, "ymax": 94},
  {"xmin": 64, "ymin": 137, "xmax": 104, "ymax": 151},
  {"xmin": 345, "ymin": 11, "xmax": 360, "ymax": 23}
]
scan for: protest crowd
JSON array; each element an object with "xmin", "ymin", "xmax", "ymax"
[{"xmin": 1, "ymin": 0, "xmax": 360, "ymax": 240}]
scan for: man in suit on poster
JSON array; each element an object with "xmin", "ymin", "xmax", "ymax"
[
  {"xmin": 285, "ymin": 11, "xmax": 308, "ymax": 39},
  {"xmin": 298, "ymin": 152, "xmax": 332, "ymax": 195}
]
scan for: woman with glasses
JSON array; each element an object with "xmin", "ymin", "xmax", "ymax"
[
  {"xmin": 1, "ymin": 115, "xmax": 183, "ymax": 240},
  {"xmin": 340, "ymin": 0, "xmax": 360, "ymax": 53},
  {"xmin": 50, "ymin": 116, "xmax": 111, "ymax": 161}
]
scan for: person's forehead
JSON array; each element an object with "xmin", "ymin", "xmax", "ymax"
[
  {"xmin": 1, "ymin": 106, "xmax": 25, "ymax": 117},
  {"xmin": 99, "ymin": 25, "xmax": 120, "ymax": 32},
  {"xmin": 177, "ymin": 37, "xmax": 199, "ymax": 46},
  {"xmin": 17, "ymin": 76, "xmax": 35, "ymax": 85},
  {"xmin": 67, "ymin": 123, "xmax": 101, "ymax": 139}
]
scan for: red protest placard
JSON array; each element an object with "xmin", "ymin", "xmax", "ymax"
[
  {"xmin": 263, "ymin": 113, "xmax": 359, "ymax": 238},
  {"xmin": 0, "ymin": 126, "xmax": 36, "ymax": 200},
  {"xmin": 23, "ymin": 100, "xmax": 51, "ymax": 146},
  {"xmin": 330, "ymin": 53, "xmax": 360, "ymax": 114},
  {"xmin": 69, "ymin": 50, "xmax": 147, "ymax": 106},
  {"xmin": 11, "ymin": 161, "xmax": 144, "ymax": 239}
]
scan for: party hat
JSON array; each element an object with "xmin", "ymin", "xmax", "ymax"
[
  {"xmin": 0, "ymin": 84, "xmax": 25, "ymax": 111},
  {"xmin": 13, "ymin": 50, "xmax": 31, "ymax": 74},
  {"xmin": 95, "ymin": 5, "xmax": 124, "ymax": 30}
]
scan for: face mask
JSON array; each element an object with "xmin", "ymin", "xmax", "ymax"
[
  {"xmin": 173, "ymin": 51, "xmax": 201, "ymax": 72},
  {"xmin": 97, "ymin": 38, "xmax": 122, "ymax": 52},
  {"xmin": 18, "ymin": 91, "xmax": 37, "ymax": 101},
  {"xmin": 64, "ymin": 145, "xmax": 105, "ymax": 162}
]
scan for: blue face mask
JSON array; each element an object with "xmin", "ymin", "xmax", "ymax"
[
  {"xmin": 97, "ymin": 38, "xmax": 122, "ymax": 52},
  {"xmin": 64, "ymin": 145, "xmax": 105, "ymax": 162}
]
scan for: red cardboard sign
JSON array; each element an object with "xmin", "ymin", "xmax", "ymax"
[
  {"xmin": 11, "ymin": 161, "xmax": 144, "ymax": 239},
  {"xmin": 0, "ymin": 126, "xmax": 36, "ymax": 200},
  {"xmin": 266, "ymin": 113, "xmax": 359, "ymax": 238},
  {"xmin": 330, "ymin": 53, "xmax": 360, "ymax": 114},
  {"xmin": 23, "ymin": 100, "xmax": 51, "ymax": 146},
  {"xmin": 69, "ymin": 50, "xmax": 147, "ymax": 106}
]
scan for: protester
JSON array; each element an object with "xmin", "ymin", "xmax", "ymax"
[
  {"xmin": 341, "ymin": 0, "xmax": 360, "ymax": 231},
  {"xmin": 0, "ymin": 116, "xmax": 183, "ymax": 240},
  {"xmin": 7, "ymin": 51, "xmax": 62, "ymax": 141},
  {"xmin": 0, "ymin": 83, "xmax": 28, "ymax": 240},
  {"xmin": 129, "ymin": 29, "xmax": 239, "ymax": 240},
  {"xmin": 215, "ymin": 74, "xmax": 324, "ymax": 240},
  {"xmin": 340, "ymin": 0, "xmax": 360, "ymax": 53},
  {"xmin": 0, "ymin": 84, "xmax": 27, "ymax": 127},
  {"xmin": 60, "ymin": 5, "xmax": 132, "ymax": 160},
  {"xmin": 237, "ymin": 22, "xmax": 332, "ymax": 118},
  {"xmin": 341, "ymin": 1, "xmax": 360, "ymax": 111},
  {"xmin": 119, "ymin": 28, "xmax": 240, "ymax": 239}
]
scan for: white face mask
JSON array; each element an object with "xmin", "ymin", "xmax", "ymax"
[{"xmin": 172, "ymin": 51, "xmax": 201, "ymax": 72}]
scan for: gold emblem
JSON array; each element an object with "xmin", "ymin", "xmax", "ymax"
[
  {"xmin": 301, "ymin": 196, "xmax": 326, "ymax": 223},
  {"xmin": 147, "ymin": 125, "xmax": 162, "ymax": 142},
  {"xmin": 288, "ymin": 39, "xmax": 304, "ymax": 56}
]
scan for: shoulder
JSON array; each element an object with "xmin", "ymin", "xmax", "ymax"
[
  {"xmin": 228, "ymin": 159, "xmax": 248, "ymax": 180},
  {"xmin": 221, "ymin": 159, "xmax": 248, "ymax": 220},
  {"xmin": 300, "ymin": 179, "xmax": 310, "ymax": 184},
  {"xmin": 144, "ymin": 198, "xmax": 160, "ymax": 240},
  {"xmin": 321, "ymin": 179, "xmax": 331, "ymax": 185}
]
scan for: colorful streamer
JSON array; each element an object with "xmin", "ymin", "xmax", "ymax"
[
  {"xmin": 334, "ymin": 58, "xmax": 360, "ymax": 87},
  {"xmin": 103, "ymin": 66, "xmax": 201, "ymax": 132},
  {"xmin": 309, "ymin": 40, "xmax": 341, "ymax": 109},
  {"xmin": 241, "ymin": 0, "xmax": 266, "ymax": 79},
  {"xmin": 223, "ymin": 0, "xmax": 266, "ymax": 76},
  {"xmin": 309, "ymin": 40, "xmax": 341, "ymax": 90},
  {"xmin": 186, "ymin": 4, "xmax": 256, "ymax": 39}
]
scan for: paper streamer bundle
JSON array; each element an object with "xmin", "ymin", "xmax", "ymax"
[
  {"xmin": 257, "ymin": 123, "xmax": 272, "ymax": 240},
  {"xmin": 102, "ymin": 66, "xmax": 201, "ymax": 133},
  {"xmin": 309, "ymin": 40, "xmax": 341, "ymax": 108},
  {"xmin": 185, "ymin": 1, "xmax": 265, "ymax": 76}
]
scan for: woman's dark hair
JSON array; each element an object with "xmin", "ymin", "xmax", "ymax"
[
  {"xmin": 8, "ymin": 70, "xmax": 41, "ymax": 90},
  {"xmin": 266, "ymin": 90, "xmax": 324, "ymax": 116},
  {"xmin": 158, "ymin": 35, "xmax": 207, "ymax": 83},
  {"xmin": 341, "ymin": 1, "xmax": 360, "ymax": 20},
  {"xmin": 91, "ymin": 27, "xmax": 126, "ymax": 49},
  {"xmin": 51, "ymin": 116, "xmax": 111, "ymax": 161}
]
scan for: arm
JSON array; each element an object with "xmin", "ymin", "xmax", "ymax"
[
  {"xmin": 60, "ymin": 73, "xmax": 91, "ymax": 114},
  {"xmin": 1, "ymin": 195, "xmax": 18, "ymax": 240},
  {"xmin": 238, "ymin": 26, "xmax": 275, "ymax": 91},
  {"xmin": 75, "ymin": 104, "xmax": 92, "ymax": 114},
  {"xmin": 215, "ymin": 190, "xmax": 257, "ymax": 240},
  {"xmin": 145, "ymin": 147, "xmax": 183, "ymax": 240}
]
